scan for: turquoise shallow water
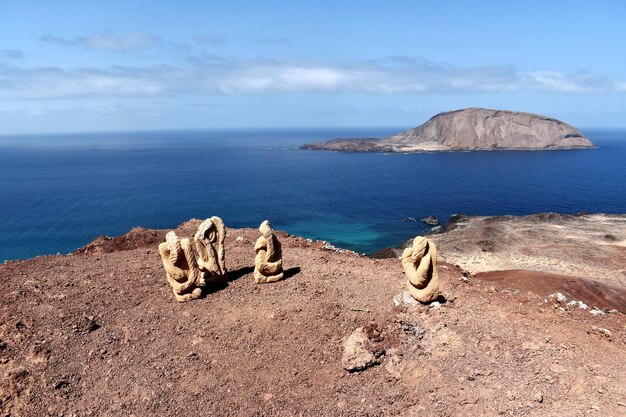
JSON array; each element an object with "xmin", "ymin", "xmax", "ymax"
[{"xmin": 1, "ymin": 128, "xmax": 625, "ymax": 262}]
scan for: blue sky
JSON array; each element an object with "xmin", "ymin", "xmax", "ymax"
[{"xmin": 0, "ymin": 1, "xmax": 625, "ymax": 134}]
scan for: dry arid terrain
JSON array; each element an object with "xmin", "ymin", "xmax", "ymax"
[
  {"xmin": 429, "ymin": 213, "xmax": 626, "ymax": 284},
  {"xmin": 1, "ymin": 217, "xmax": 625, "ymax": 416},
  {"xmin": 428, "ymin": 213, "xmax": 626, "ymax": 313}
]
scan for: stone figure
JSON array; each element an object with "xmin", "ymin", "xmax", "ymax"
[
  {"xmin": 194, "ymin": 216, "xmax": 227, "ymax": 284},
  {"xmin": 401, "ymin": 236, "xmax": 440, "ymax": 303},
  {"xmin": 253, "ymin": 220, "xmax": 284, "ymax": 283},
  {"xmin": 159, "ymin": 231, "xmax": 205, "ymax": 302}
]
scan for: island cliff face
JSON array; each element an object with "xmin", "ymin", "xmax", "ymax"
[{"xmin": 302, "ymin": 108, "xmax": 595, "ymax": 152}]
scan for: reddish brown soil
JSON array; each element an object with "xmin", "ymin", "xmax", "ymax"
[
  {"xmin": 1, "ymin": 221, "xmax": 625, "ymax": 416},
  {"xmin": 475, "ymin": 270, "xmax": 626, "ymax": 312}
]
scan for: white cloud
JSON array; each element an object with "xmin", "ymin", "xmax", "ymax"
[
  {"xmin": 524, "ymin": 71, "xmax": 615, "ymax": 94},
  {"xmin": 1, "ymin": 55, "xmax": 624, "ymax": 100},
  {"xmin": 193, "ymin": 35, "xmax": 227, "ymax": 46},
  {"xmin": 217, "ymin": 66, "xmax": 350, "ymax": 93},
  {"xmin": 254, "ymin": 37, "xmax": 290, "ymax": 45},
  {"xmin": 40, "ymin": 31, "xmax": 161, "ymax": 52},
  {"xmin": 0, "ymin": 67, "xmax": 163, "ymax": 99},
  {"xmin": 0, "ymin": 49, "xmax": 25, "ymax": 60},
  {"xmin": 615, "ymin": 82, "xmax": 626, "ymax": 93}
]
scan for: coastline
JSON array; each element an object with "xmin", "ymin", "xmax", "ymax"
[
  {"xmin": 375, "ymin": 213, "xmax": 626, "ymax": 282},
  {"xmin": 301, "ymin": 143, "xmax": 599, "ymax": 153},
  {"xmin": 5, "ymin": 212, "xmax": 625, "ymax": 311}
]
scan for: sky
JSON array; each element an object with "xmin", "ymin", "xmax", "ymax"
[{"xmin": 0, "ymin": 0, "xmax": 625, "ymax": 134}]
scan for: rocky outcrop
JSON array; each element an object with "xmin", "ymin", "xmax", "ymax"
[
  {"xmin": 426, "ymin": 213, "xmax": 626, "ymax": 289},
  {"xmin": 341, "ymin": 322, "xmax": 385, "ymax": 372},
  {"xmin": 302, "ymin": 108, "xmax": 595, "ymax": 152},
  {"xmin": 421, "ymin": 216, "xmax": 439, "ymax": 226}
]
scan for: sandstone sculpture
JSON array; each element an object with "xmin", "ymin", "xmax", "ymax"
[
  {"xmin": 194, "ymin": 216, "xmax": 228, "ymax": 284},
  {"xmin": 159, "ymin": 231, "xmax": 205, "ymax": 302},
  {"xmin": 254, "ymin": 220, "xmax": 284, "ymax": 283},
  {"xmin": 402, "ymin": 236, "xmax": 440, "ymax": 303}
]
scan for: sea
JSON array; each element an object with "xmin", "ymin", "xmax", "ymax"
[{"xmin": 1, "ymin": 128, "xmax": 625, "ymax": 262}]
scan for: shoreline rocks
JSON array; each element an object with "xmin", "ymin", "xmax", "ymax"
[{"xmin": 421, "ymin": 216, "xmax": 439, "ymax": 226}]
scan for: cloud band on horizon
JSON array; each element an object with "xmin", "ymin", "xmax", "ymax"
[{"xmin": 1, "ymin": 54, "xmax": 625, "ymax": 101}]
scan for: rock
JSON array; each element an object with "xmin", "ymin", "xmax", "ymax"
[
  {"xmin": 589, "ymin": 308, "xmax": 605, "ymax": 316},
  {"xmin": 393, "ymin": 290, "xmax": 420, "ymax": 307},
  {"xmin": 302, "ymin": 108, "xmax": 595, "ymax": 152},
  {"xmin": 54, "ymin": 379, "xmax": 70, "ymax": 389},
  {"xmin": 477, "ymin": 240, "xmax": 495, "ymax": 252},
  {"xmin": 75, "ymin": 227, "xmax": 165, "ymax": 255},
  {"xmin": 421, "ymin": 216, "xmax": 439, "ymax": 226},
  {"xmin": 401, "ymin": 236, "xmax": 440, "ymax": 303},
  {"xmin": 254, "ymin": 220, "xmax": 284, "ymax": 283},
  {"xmin": 85, "ymin": 316, "xmax": 100, "ymax": 332},
  {"xmin": 396, "ymin": 319, "xmax": 424, "ymax": 339},
  {"xmin": 548, "ymin": 292, "xmax": 568, "ymax": 304},
  {"xmin": 384, "ymin": 352, "xmax": 404, "ymax": 379},
  {"xmin": 592, "ymin": 326, "xmax": 612, "ymax": 338},
  {"xmin": 341, "ymin": 323, "xmax": 385, "ymax": 372},
  {"xmin": 402, "ymin": 217, "xmax": 417, "ymax": 222},
  {"xmin": 369, "ymin": 247, "xmax": 401, "ymax": 259},
  {"xmin": 566, "ymin": 300, "xmax": 588, "ymax": 309}
]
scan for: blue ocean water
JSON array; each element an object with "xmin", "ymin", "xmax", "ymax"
[{"xmin": 1, "ymin": 128, "xmax": 625, "ymax": 262}]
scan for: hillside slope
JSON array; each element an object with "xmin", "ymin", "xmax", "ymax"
[{"xmin": 0, "ymin": 220, "xmax": 624, "ymax": 416}]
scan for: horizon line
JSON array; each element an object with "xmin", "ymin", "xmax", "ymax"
[{"xmin": 2, "ymin": 125, "xmax": 626, "ymax": 139}]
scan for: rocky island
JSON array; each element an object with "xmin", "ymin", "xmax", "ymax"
[{"xmin": 302, "ymin": 108, "xmax": 596, "ymax": 152}]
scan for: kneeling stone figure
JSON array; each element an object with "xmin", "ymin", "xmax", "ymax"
[
  {"xmin": 402, "ymin": 236, "xmax": 440, "ymax": 303},
  {"xmin": 159, "ymin": 231, "xmax": 205, "ymax": 302},
  {"xmin": 254, "ymin": 220, "xmax": 284, "ymax": 283}
]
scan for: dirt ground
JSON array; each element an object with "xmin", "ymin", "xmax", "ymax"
[
  {"xmin": 428, "ymin": 213, "xmax": 626, "ymax": 287},
  {"xmin": 1, "ymin": 219, "xmax": 625, "ymax": 416}
]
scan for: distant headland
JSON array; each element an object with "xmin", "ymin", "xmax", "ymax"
[{"xmin": 302, "ymin": 108, "xmax": 596, "ymax": 152}]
